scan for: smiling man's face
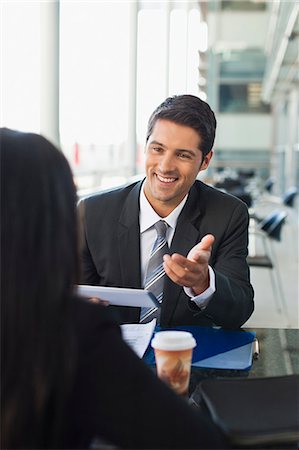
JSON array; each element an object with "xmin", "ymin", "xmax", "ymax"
[{"xmin": 143, "ymin": 119, "xmax": 213, "ymax": 217}]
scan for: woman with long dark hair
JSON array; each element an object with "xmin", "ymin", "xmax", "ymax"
[{"xmin": 1, "ymin": 128, "xmax": 227, "ymax": 449}]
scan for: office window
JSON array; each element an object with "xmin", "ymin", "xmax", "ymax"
[
  {"xmin": 221, "ymin": 1, "xmax": 266, "ymax": 11},
  {"xmin": 136, "ymin": 7, "xmax": 167, "ymax": 172},
  {"xmin": 1, "ymin": 2, "xmax": 40, "ymax": 132},
  {"xmin": 169, "ymin": 8, "xmax": 201, "ymax": 96},
  {"xmin": 2, "ymin": 1, "xmax": 202, "ymax": 193},
  {"xmin": 219, "ymin": 49, "xmax": 266, "ymax": 80},
  {"xmin": 60, "ymin": 2, "xmax": 131, "ymax": 191},
  {"xmin": 136, "ymin": 5, "xmax": 201, "ymax": 174},
  {"xmin": 219, "ymin": 83, "xmax": 270, "ymax": 113}
]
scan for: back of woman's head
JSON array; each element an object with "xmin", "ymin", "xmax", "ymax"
[{"xmin": 1, "ymin": 128, "xmax": 78, "ymax": 448}]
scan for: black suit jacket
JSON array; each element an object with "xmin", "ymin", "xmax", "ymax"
[{"xmin": 79, "ymin": 179, "xmax": 254, "ymax": 328}]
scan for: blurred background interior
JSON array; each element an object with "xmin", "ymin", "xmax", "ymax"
[{"xmin": 1, "ymin": 0, "xmax": 298, "ymax": 328}]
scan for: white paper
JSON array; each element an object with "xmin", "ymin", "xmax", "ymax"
[
  {"xmin": 77, "ymin": 285, "xmax": 159, "ymax": 308},
  {"xmin": 121, "ymin": 319, "xmax": 156, "ymax": 358}
]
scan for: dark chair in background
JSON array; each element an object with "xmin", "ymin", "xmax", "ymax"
[
  {"xmin": 215, "ymin": 177, "xmax": 253, "ymax": 208},
  {"xmin": 264, "ymin": 177, "xmax": 274, "ymax": 193},
  {"xmin": 250, "ymin": 209, "xmax": 279, "ymax": 226},
  {"xmin": 251, "ymin": 186, "xmax": 298, "ymax": 223},
  {"xmin": 265, "ymin": 186, "xmax": 298, "ymax": 208},
  {"xmin": 247, "ymin": 210, "xmax": 290, "ymax": 326},
  {"xmin": 283, "ymin": 187, "xmax": 298, "ymax": 208}
]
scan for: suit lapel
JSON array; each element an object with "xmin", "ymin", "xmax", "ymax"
[
  {"xmin": 161, "ymin": 183, "xmax": 203, "ymax": 324},
  {"xmin": 118, "ymin": 181, "xmax": 143, "ymax": 288}
]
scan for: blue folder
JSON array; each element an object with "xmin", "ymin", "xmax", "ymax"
[{"xmin": 143, "ymin": 326, "xmax": 256, "ymax": 371}]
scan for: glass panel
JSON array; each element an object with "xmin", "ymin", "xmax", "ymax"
[
  {"xmin": 1, "ymin": 2, "xmax": 40, "ymax": 132},
  {"xmin": 169, "ymin": 9, "xmax": 188, "ymax": 95},
  {"xmin": 136, "ymin": 5, "xmax": 201, "ymax": 175},
  {"xmin": 169, "ymin": 8, "xmax": 202, "ymax": 96},
  {"xmin": 219, "ymin": 49, "xmax": 266, "ymax": 80},
  {"xmin": 60, "ymin": 2, "xmax": 131, "ymax": 191},
  {"xmin": 187, "ymin": 9, "xmax": 203, "ymax": 94},
  {"xmin": 136, "ymin": 8, "xmax": 167, "ymax": 173}
]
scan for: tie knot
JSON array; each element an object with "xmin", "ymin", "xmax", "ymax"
[{"xmin": 154, "ymin": 220, "xmax": 168, "ymax": 238}]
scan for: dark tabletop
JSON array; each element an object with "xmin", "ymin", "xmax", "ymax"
[{"xmin": 188, "ymin": 327, "xmax": 299, "ymax": 401}]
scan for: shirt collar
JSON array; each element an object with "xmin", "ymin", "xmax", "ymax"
[{"xmin": 139, "ymin": 181, "xmax": 188, "ymax": 233}]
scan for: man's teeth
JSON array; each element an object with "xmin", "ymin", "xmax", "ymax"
[{"xmin": 157, "ymin": 174, "xmax": 176, "ymax": 183}]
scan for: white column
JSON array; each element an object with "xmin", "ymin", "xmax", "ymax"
[
  {"xmin": 164, "ymin": 1, "xmax": 171, "ymax": 97},
  {"xmin": 127, "ymin": 0, "xmax": 139, "ymax": 177},
  {"xmin": 286, "ymin": 89, "xmax": 299, "ymax": 188},
  {"xmin": 40, "ymin": 1, "xmax": 60, "ymax": 148}
]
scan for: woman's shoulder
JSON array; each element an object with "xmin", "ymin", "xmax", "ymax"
[{"xmin": 71, "ymin": 296, "xmax": 121, "ymax": 347}]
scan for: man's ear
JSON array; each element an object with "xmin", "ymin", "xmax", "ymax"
[{"xmin": 200, "ymin": 150, "xmax": 213, "ymax": 170}]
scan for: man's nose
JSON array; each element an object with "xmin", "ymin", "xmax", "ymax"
[{"xmin": 158, "ymin": 154, "xmax": 175, "ymax": 172}]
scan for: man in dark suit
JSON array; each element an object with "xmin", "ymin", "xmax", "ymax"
[{"xmin": 79, "ymin": 95, "xmax": 254, "ymax": 328}]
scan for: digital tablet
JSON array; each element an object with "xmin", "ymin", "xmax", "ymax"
[{"xmin": 77, "ymin": 285, "xmax": 160, "ymax": 308}]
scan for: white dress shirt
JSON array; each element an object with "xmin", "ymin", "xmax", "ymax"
[{"xmin": 139, "ymin": 183, "xmax": 215, "ymax": 309}]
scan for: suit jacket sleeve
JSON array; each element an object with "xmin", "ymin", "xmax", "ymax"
[
  {"xmin": 78, "ymin": 199, "xmax": 102, "ymax": 285},
  {"xmin": 203, "ymin": 200, "xmax": 254, "ymax": 328}
]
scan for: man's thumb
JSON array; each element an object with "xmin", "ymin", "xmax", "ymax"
[{"xmin": 187, "ymin": 234, "xmax": 215, "ymax": 261}]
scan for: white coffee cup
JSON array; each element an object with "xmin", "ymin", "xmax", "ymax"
[{"xmin": 151, "ymin": 331, "xmax": 196, "ymax": 396}]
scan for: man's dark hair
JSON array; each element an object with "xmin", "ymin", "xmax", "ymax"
[{"xmin": 146, "ymin": 94, "xmax": 217, "ymax": 157}]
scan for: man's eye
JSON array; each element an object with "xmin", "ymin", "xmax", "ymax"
[
  {"xmin": 152, "ymin": 147, "xmax": 162, "ymax": 152},
  {"xmin": 178, "ymin": 152, "xmax": 191, "ymax": 159}
]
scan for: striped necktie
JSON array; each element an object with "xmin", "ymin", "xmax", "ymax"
[{"xmin": 140, "ymin": 220, "xmax": 169, "ymax": 323}]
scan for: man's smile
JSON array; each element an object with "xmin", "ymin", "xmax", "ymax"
[{"xmin": 155, "ymin": 173, "xmax": 178, "ymax": 184}]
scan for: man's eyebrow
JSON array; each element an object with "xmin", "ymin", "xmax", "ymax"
[{"xmin": 149, "ymin": 140, "xmax": 166, "ymax": 147}]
